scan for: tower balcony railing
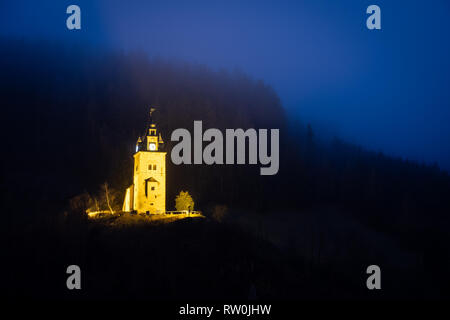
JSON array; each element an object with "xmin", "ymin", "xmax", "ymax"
[{"xmin": 164, "ymin": 210, "xmax": 202, "ymax": 215}]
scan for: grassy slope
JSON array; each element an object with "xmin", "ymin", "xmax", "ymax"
[{"xmin": 5, "ymin": 211, "xmax": 420, "ymax": 300}]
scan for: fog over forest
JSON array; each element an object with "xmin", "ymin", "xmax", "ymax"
[{"xmin": 2, "ymin": 38, "xmax": 450, "ymax": 299}]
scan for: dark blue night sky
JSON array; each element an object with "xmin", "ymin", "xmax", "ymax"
[{"xmin": 1, "ymin": 0, "xmax": 450, "ymax": 170}]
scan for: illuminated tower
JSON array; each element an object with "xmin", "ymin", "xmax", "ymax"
[{"xmin": 123, "ymin": 108, "xmax": 166, "ymax": 214}]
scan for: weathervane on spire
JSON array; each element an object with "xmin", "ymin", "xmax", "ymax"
[{"xmin": 149, "ymin": 106, "xmax": 157, "ymax": 125}]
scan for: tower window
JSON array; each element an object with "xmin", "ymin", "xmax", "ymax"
[
  {"xmin": 153, "ymin": 164, "xmax": 157, "ymax": 170},
  {"xmin": 151, "ymin": 186, "xmax": 155, "ymax": 191},
  {"xmin": 148, "ymin": 164, "xmax": 152, "ymax": 170}
]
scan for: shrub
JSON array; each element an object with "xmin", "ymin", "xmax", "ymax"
[
  {"xmin": 175, "ymin": 191, "xmax": 194, "ymax": 211},
  {"xmin": 212, "ymin": 205, "xmax": 228, "ymax": 222}
]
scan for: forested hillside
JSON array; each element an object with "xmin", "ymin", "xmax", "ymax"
[
  {"xmin": 2, "ymin": 39, "xmax": 449, "ymax": 223},
  {"xmin": 1, "ymin": 39, "xmax": 450, "ymax": 298}
]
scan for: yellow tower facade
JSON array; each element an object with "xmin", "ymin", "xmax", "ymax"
[{"xmin": 123, "ymin": 110, "xmax": 166, "ymax": 214}]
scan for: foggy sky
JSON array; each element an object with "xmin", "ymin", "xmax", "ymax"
[{"xmin": 1, "ymin": 0, "xmax": 450, "ymax": 170}]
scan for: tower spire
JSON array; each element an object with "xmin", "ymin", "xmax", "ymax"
[{"xmin": 149, "ymin": 107, "xmax": 156, "ymax": 124}]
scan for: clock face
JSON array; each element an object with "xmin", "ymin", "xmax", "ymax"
[{"xmin": 149, "ymin": 143, "xmax": 156, "ymax": 151}]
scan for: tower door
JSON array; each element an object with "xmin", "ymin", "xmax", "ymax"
[{"xmin": 144, "ymin": 177, "xmax": 159, "ymax": 197}]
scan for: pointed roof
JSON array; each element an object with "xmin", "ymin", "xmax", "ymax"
[{"xmin": 145, "ymin": 177, "xmax": 159, "ymax": 183}]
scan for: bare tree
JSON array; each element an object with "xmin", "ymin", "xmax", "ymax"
[{"xmin": 103, "ymin": 182, "xmax": 114, "ymax": 214}]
